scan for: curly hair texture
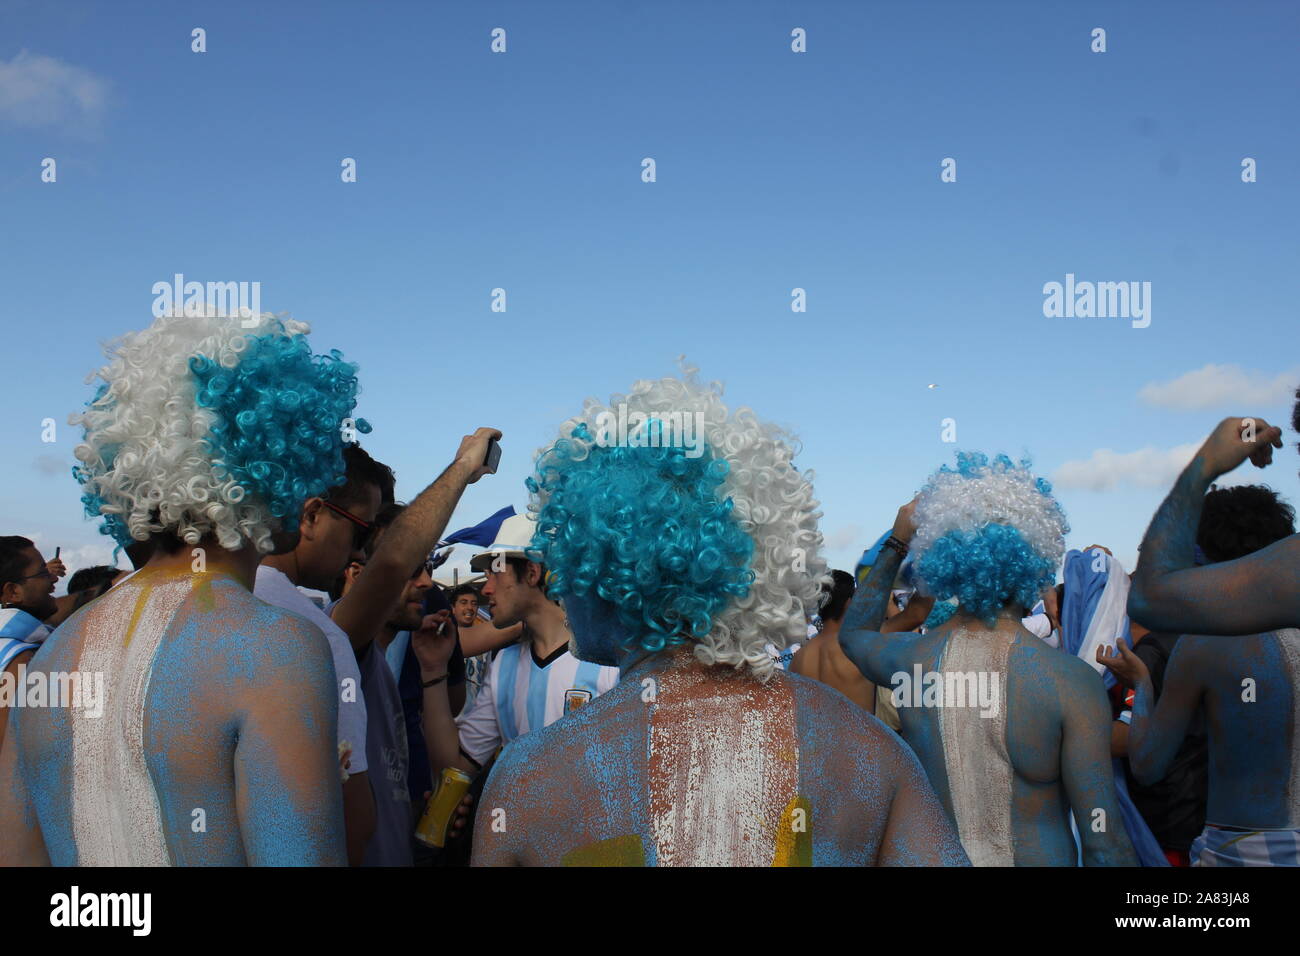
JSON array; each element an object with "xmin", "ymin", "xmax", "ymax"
[
  {"xmin": 912, "ymin": 452, "xmax": 1068, "ymax": 626},
  {"xmin": 72, "ymin": 312, "xmax": 368, "ymax": 555},
  {"xmin": 1197, "ymin": 484, "xmax": 1295, "ymax": 563},
  {"xmin": 527, "ymin": 371, "xmax": 829, "ymax": 681}
]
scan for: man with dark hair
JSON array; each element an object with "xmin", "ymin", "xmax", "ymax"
[
  {"xmin": 1197, "ymin": 484, "xmax": 1297, "ymax": 564},
  {"xmin": 448, "ymin": 582, "xmax": 522, "ymax": 713},
  {"xmin": 256, "ymin": 442, "xmax": 393, "ymax": 865},
  {"xmin": 0, "ymin": 537, "xmax": 63, "ymax": 748},
  {"xmin": 415, "ymin": 514, "xmax": 619, "ymax": 777},
  {"xmin": 1104, "ymin": 480, "xmax": 1297, "ymax": 864},
  {"xmin": 65, "ymin": 565, "xmax": 124, "ymax": 597},
  {"xmin": 792, "ymin": 569, "xmax": 933, "ymax": 723}
]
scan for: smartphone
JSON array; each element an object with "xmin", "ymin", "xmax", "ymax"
[
  {"xmin": 54, "ymin": 547, "xmax": 60, "ymax": 561},
  {"xmin": 484, "ymin": 438, "xmax": 501, "ymax": 474}
]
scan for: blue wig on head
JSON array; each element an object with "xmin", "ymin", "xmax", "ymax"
[
  {"xmin": 72, "ymin": 312, "xmax": 369, "ymax": 554},
  {"xmin": 912, "ymin": 451, "xmax": 1068, "ymax": 627},
  {"xmin": 527, "ymin": 420, "xmax": 755, "ymax": 656}
]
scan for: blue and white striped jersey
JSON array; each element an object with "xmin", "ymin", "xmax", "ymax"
[{"xmin": 455, "ymin": 641, "xmax": 619, "ymax": 766}]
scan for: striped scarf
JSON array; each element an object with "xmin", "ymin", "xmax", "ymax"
[{"xmin": 0, "ymin": 606, "xmax": 52, "ymax": 670}]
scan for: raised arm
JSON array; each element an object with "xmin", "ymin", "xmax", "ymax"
[
  {"xmin": 840, "ymin": 501, "xmax": 920, "ymax": 684},
  {"xmin": 331, "ymin": 428, "xmax": 500, "ymax": 652},
  {"xmin": 1057, "ymin": 661, "xmax": 1137, "ymax": 865},
  {"xmin": 1129, "ymin": 416, "xmax": 1296, "ymax": 635},
  {"xmin": 1101, "ymin": 639, "xmax": 1205, "ymax": 786},
  {"xmin": 235, "ymin": 616, "xmax": 348, "ymax": 865},
  {"xmin": 410, "ymin": 610, "xmax": 480, "ymax": 776}
]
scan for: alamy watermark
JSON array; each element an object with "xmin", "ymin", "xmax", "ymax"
[
  {"xmin": 152, "ymin": 273, "xmax": 261, "ymax": 327},
  {"xmin": 889, "ymin": 665, "xmax": 1001, "ymax": 718},
  {"xmin": 0, "ymin": 665, "xmax": 104, "ymax": 718},
  {"xmin": 1042, "ymin": 273, "xmax": 1151, "ymax": 329},
  {"xmin": 593, "ymin": 404, "xmax": 705, "ymax": 459}
]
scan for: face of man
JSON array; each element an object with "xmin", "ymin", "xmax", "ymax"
[
  {"xmin": 453, "ymin": 593, "xmax": 479, "ymax": 627},
  {"xmin": 388, "ymin": 567, "xmax": 433, "ymax": 631},
  {"xmin": 2, "ymin": 548, "xmax": 59, "ymax": 621},
  {"xmin": 480, "ymin": 561, "xmax": 537, "ymax": 628},
  {"xmin": 297, "ymin": 482, "xmax": 382, "ymax": 591}
]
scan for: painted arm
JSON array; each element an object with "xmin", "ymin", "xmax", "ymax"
[
  {"xmin": 839, "ymin": 502, "xmax": 916, "ymax": 684},
  {"xmin": 0, "ymin": 704, "xmax": 50, "ymax": 865},
  {"xmin": 331, "ymin": 428, "xmax": 499, "ymax": 652},
  {"xmin": 1115, "ymin": 640, "xmax": 1204, "ymax": 786},
  {"xmin": 877, "ymin": 739, "xmax": 970, "ymax": 866},
  {"xmin": 234, "ymin": 617, "xmax": 348, "ymax": 865},
  {"xmin": 1129, "ymin": 416, "xmax": 1295, "ymax": 635},
  {"xmin": 1058, "ymin": 661, "xmax": 1137, "ymax": 865}
]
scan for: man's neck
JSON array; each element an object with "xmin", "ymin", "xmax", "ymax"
[
  {"xmin": 143, "ymin": 539, "xmax": 263, "ymax": 590},
  {"xmin": 819, "ymin": 617, "xmax": 842, "ymax": 641},
  {"xmin": 261, "ymin": 550, "xmax": 302, "ymax": 586},
  {"xmin": 527, "ymin": 599, "xmax": 572, "ymax": 659},
  {"xmin": 377, "ymin": 622, "xmax": 399, "ymax": 652}
]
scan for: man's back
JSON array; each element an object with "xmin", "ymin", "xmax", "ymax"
[
  {"xmin": 1137, "ymin": 629, "xmax": 1300, "ymax": 830},
  {"xmin": 4, "ymin": 567, "xmax": 347, "ymax": 865},
  {"xmin": 846, "ymin": 618, "xmax": 1131, "ymax": 865},
  {"xmin": 471, "ymin": 648, "xmax": 967, "ymax": 866},
  {"xmin": 792, "ymin": 631, "xmax": 876, "ymax": 713}
]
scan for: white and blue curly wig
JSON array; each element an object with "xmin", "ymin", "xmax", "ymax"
[
  {"xmin": 526, "ymin": 369, "xmax": 829, "ymax": 680},
  {"xmin": 71, "ymin": 311, "xmax": 369, "ymax": 555},
  {"xmin": 913, "ymin": 452, "xmax": 1068, "ymax": 628}
]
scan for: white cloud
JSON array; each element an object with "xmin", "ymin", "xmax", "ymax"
[
  {"xmin": 1053, "ymin": 443, "xmax": 1200, "ymax": 491},
  {"xmin": 1139, "ymin": 364, "xmax": 1300, "ymax": 410},
  {"xmin": 0, "ymin": 50, "xmax": 109, "ymax": 133}
]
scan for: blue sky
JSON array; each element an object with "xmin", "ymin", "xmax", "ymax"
[{"xmin": 2, "ymin": 0, "xmax": 1298, "ymax": 588}]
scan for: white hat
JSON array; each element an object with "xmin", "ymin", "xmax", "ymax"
[{"xmin": 469, "ymin": 513, "xmax": 539, "ymax": 572}]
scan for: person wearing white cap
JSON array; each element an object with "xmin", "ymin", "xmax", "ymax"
[{"xmin": 415, "ymin": 513, "xmax": 619, "ymax": 776}]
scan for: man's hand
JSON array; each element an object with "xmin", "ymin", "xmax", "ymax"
[
  {"xmin": 453, "ymin": 428, "xmax": 503, "ymax": 485},
  {"xmin": 411, "ymin": 610, "xmax": 458, "ymax": 678},
  {"xmin": 420, "ymin": 790, "xmax": 475, "ymax": 840},
  {"xmin": 45, "ymin": 557, "xmax": 66, "ymax": 580},
  {"xmin": 1196, "ymin": 416, "xmax": 1283, "ymax": 480},
  {"xmin": 892, "ymin": 497, "xmax": 919, "ymax": 544},
  {"xmin": 1096, "ymin": 641, "xmax": 1149, "ymax": 690}
]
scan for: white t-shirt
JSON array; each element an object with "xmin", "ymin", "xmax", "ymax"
[
  {"xmin": 455, "ymin": 642, "xmax": 619, "ymax": 766},
  {"xmin": 254, "ymin": 565, "xmax": 368, "ymax": 774}
]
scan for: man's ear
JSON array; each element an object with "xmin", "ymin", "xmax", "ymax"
[
  {"xmin": 526, "ymin": 560, "xmax": 544, "ymax": 588},
  {"xmin": 0, "ymin": 581, "xmax": 18, "ymax": 607},
  {"xmin": 298, "ymin": 499, "xmax": 326, "ymax": 540}
]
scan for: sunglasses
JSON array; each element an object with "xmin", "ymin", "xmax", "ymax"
[{"xmin": 320, "ymin": 499, "xmax": 375, "ymax": 551}]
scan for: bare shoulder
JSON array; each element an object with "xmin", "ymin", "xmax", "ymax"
[{"xmin": 781, "ymin": 669, "xmax": 904, "ymax": 760}]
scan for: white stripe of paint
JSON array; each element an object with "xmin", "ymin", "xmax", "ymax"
[{"xmin": 72, "ymin": 577, "xmax": 187, "ymax": 866}]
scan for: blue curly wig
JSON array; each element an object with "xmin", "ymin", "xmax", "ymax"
[
  {"xmin": 72, "ymin": 312, "xmax": 370, "ymax": 554},
  {"xmin": 527, "ymin": 420, "xmax": 756, "ymax": 656},
  {"xmin": 912, "ymin": 451, "xmax": 1068, "ymax": 628}
]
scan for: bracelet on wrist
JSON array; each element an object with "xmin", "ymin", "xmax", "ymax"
[
  {"xmin": 883, "ymin": 535, "xmax": 909, "ymax": 557},
  {"xmin": 421, "ymin": 673, "xmax": 448, "ymax": 688}
]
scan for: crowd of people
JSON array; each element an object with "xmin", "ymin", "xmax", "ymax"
[{"xmin": 1, "ymin": 309, "xmax": 1297, "ymax": 867}]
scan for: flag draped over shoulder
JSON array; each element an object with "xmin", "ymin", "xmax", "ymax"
[{"xmin": 1060, "ymin": 547, "xmax": 1168, "ymax": 867}]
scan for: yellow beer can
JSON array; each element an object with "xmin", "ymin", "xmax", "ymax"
[{"xmin": 414, "ymin": 767, "xmax": 473, "ymax": 849}]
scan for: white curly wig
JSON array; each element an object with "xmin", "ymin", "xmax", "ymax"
[
  {"xmin": 71, "ymin": 310, "xmax": 365, "ymax": 555},
  {"xmin": 527, "ymin": 366, "xmax": 830, "ymax": 681}
]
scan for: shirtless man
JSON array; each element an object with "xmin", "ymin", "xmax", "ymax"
[
  {"xmin": 471, "ymin": 373, "xmax": 967, "ymax": 866},
  {"xmin": 1113, "ymin": 412, "xmax": 1300, "ymax": 864},
  {"xmin": 840, "ymin": 453, "xmax": 1136, "ymax": 866},
  {"xmin": 793, "ymin": 569, "xmax": 933, "ymax": 719},
  {"xmin": 0, "ymin": 312, "xmax": 359, "ymax": 865}
]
